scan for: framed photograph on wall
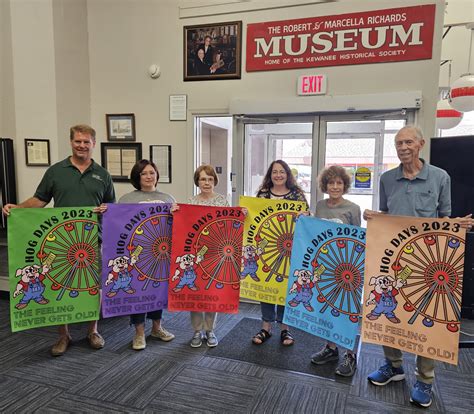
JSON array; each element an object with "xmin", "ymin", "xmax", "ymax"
[
  {"xmin": 183, "ymin": 21, "xmax": 242, "ymax": 81},
  {"xmin": 106, "ymin": 113, "xmax": 136, "ymax": 141},
  {"xmin": 150, "ymin": 145, "xmax": 172, "ymax": 183},
  {"xmin": 101, "ymin": 142, "xmax": 142, "ymax": 182},
  {"xmin": 25, "ymin": 139, "xmax": 51, "ymax": 166}
]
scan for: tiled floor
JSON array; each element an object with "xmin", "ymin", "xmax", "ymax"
[{"xmin": 0, "ymin": 298, "xmax": 473, "ymax": 413}]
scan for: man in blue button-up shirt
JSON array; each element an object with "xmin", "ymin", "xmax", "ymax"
[{"xmin": 364, "ymin": 125, "xmax": 473, "ymax": 408}]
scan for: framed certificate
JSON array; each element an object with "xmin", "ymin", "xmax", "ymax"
[
  {"xmin": 150, "ymin": 145, "xmax": 172, "ymax": 183},
  {"xmin": 101, "ymin": 142, "xmax": 142, "ymax": 182},
  {"xmin": 169, "ymin": 95, "xmax": 187, "ymax": 121},
  {"xmin": 25, "ymin": 139, "xmax": 51, "ymax": 166}
]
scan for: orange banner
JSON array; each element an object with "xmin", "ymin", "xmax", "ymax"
[{"xmin": 361, "ymin": 214, "xmax": 466, "ymax": 365}]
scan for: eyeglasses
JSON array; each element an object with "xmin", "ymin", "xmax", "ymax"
[{"xmin": 198, "ymin": 177, "xmax": 214, "ymax": 183}]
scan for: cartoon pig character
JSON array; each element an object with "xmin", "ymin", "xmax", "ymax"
[
  {"xmin": 366, "ymin": 275, "xmax": 406, "ymax": 323},
  {"xmin": 172, "ymin": 253, "xmax": 203, "ymax": 292},
  {"xmin": 288, "ymin": 269, "xmax": 319, "ymax": 312},
  {"xmin": 105, "ymin": 255, "xmax": 137, "ymax": 297},
  {"xmin": 241, "ymin": 245, "xmax": 264, "ymax": 282},
  {"xmin": 14, "ymin": 264, "xmax": 50, "ymax": 309}
]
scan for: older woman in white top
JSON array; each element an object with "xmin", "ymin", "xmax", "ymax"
[{"xmin": 175, "ymin": 165, "xmax": 229, "ymax": 348}]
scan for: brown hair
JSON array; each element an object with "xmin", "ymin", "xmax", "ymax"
[
  {"xmin": 194, "ymin": 164, "xmax": 219, "ymax": 186},
  {"xmin": 318, "ymin": 165, "xmax": 351, "ymax": 194},
  {"xmin": 70, "ymin": 124, "xmax": 96, "ymax": 141},
  {"xmin": 130, "ymin": 159, "xmax": 160, "ymax": 190},
  {"xmin": 257, "ymin": 160, "xmax": 303, "ymax": 194}
]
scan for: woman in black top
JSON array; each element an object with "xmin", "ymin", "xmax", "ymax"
[{"xmin": 252, "ymin": 160, "xmax": 308, "ymax": 346}]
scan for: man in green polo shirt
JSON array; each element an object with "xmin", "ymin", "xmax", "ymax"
[{"xmin": 3, "ymin": 124, "xmax": 115, "ymax": 356}]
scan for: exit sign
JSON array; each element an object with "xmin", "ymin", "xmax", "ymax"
[{"xmin": 297, "ymin": 75, "xmax": 327, "ymax": 96}]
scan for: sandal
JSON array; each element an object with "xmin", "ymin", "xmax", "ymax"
[
  {"xmin": 280, "ymin": 329, "xmax": 295, "ymax": 346},
  {"xmin": 252, "ymin": 329, "xmax": 272, "ymax": 345}
]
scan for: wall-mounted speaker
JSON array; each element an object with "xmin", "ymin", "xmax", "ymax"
[
  {"xmin": 431, "ymin": 135, "xmax": 474, "ymax": 319},
  {"xmin": 0, "ymin": 138, "xmax": 17, "ymax": 235}
]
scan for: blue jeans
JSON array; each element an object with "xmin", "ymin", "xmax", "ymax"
[
  {"xmin": 130, "ymin": 310, "xmax": 162, "ymax": 326},
  {"xmin": 261, "ymin": 302, "xmax": 285, "ymax": 324}
]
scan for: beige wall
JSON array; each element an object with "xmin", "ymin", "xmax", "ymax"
[
  {"xmin": 2, "ymin": 0, "xmax": 450, "ymax": 203},
  {"xmin": 9, "ymin": 0, "xmax": 58, "ymax": 202},
  {"xmin": 87, "ymin": 0, "xmax": 445, "ymax": 202},
  {"xmin": 2, "ymin": 0, "xmax": 91, "ymax": 203},
  {"xmin": 52, "ymin": 0, "xmax": 91, "ymax": 159},
  {"xmin": 87, "ymin": 0, "xmax": 188, "ymax": 201}
]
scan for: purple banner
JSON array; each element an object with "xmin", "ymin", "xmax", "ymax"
[{"xmin": 101, "ymin": 203, "xmax": 172, "ymax": 317}]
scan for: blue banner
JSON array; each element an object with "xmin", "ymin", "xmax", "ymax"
[{"xmin": 283, "ymin": 215, "xmax": 366, "ymax": 350}]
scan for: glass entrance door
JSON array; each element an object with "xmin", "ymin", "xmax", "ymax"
[
  {"xmin": 320, "ymin": 119, "xmax": 407, "ymax": 225},
  {"xmin": 243, "ymin": 121, "xmax": 314, "ymax": 204},
  {"xmin": 233, "ymin": 113, "xmax": 412, "ymax": 215},
  {"xmin": 194, "ymin": 116, "xmax": 233, "ymax": 202}
]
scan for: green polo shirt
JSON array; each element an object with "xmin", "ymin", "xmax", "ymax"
[{"xmin": 34, "ymin": 157, "xmax": 116, "ymax": 207}]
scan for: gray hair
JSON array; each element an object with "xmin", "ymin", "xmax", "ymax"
[{"xmin": 395, "ymin": 125, "xmax": 424, "ymax": 142}]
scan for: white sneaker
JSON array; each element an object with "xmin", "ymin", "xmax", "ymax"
[
  {"xmin": 206, "ymin": 331, "xmax": 218, "ymax": 347},
  {"xmin": 190, "ymin": 331, "xmax": 203, "ymax": 348},
  {"xmin": 132, "ymin": 334, "xmax": 146, "ymax": 350},
  {"xmin": 151, "ymin": 326, "xmax": 175, "ymax": 342}
]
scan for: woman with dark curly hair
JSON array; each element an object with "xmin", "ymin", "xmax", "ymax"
[
  {"xmin": 314, "ymin": 165, "xmax": 361, "ymax": 224},
  {"xmin": 252, "ymin": 160, "xmax": 308, "ymax": 347},
  {"xmin": 310, "ymin": 164, "xmax": 361, "ymax": 377}
]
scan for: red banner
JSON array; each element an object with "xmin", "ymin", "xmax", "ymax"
[
  {"xmin": 169, "ymin": 204, "xmax": 244, "ymax": 313},
  {"xmin": 246, "ymin": 4, "xmax": 435, "ymax": 72}
]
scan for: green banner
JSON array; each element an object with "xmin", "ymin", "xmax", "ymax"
[{"xmin": 8, "ymin": 208, "xmax": 100, "ymax": 332}]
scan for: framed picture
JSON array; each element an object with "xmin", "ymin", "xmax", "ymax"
[
  {"xmin": 106, "ymin": 113, "xmax": 136, "ymax": 141},
  {"xmin": 25, "ymin": 139, "xmax": 51, "ymax": 166},
  {"xmin": 150, "ymin": 145, "xmax": 172, "ymax": 183},
  {"xmin": 101, "ymin": 142, "xmax": 142, "ymax": 182},
  {"xmin": 183, "ymin": 21, "xmax": 242, "ymax": 81}
]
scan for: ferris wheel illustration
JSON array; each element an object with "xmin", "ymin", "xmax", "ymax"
[
  {"xmin": 127, "ymin": 214, "xmax": 173, "ymax": 290},
  {"xmin": 195, "ymin": 218, "xmax": 243, "ymax": 289},
  {"xmin": 38, "ymin": 219, "xmax": 99, "ymax": 300},
  {"xmin": 312, "ymin": 237, "xmax": 365, "ymax": 323},
  {"xmin": 254, "ymin": 212, "xmax": 297, "ymax": 283},
  {"xmin": 392, "ymin": 232, "xmax": 464, "ymax": 332}
]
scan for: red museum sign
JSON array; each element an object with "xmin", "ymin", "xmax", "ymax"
[{"xmin": 246, "ymin": 4, "xmax": 436, "ymax": 72}]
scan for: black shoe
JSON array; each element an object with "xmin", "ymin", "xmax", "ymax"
[
  {"xmin": 311, "ymin": 345, "xmax": 339, "ymax": 365},
  {"xmin": 335, "ymin": 352, "xmax": 357, "ymax": 377}
]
